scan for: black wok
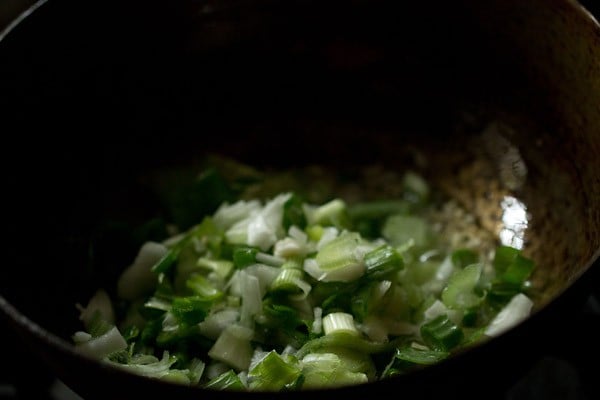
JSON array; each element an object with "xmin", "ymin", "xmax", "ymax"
[{"xmin": 0, "ymin": 0, "xmax": 599, "ymax": 399}]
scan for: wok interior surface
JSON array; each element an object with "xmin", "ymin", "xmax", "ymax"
[{"xmin": 1, "ymin": 0, "xmax": 599, "ymax": 398}]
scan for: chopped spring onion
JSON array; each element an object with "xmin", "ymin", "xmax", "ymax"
[
  {"xmin": 305, "ymin": 198, "xmax": 348, "ymax": 227},
  {"xmin": 394, "ymin": 345, "xmax": 449, "ymax": 365},
  {"xmin": 420, "ymin": 314, "xmax": 464, "ymax": 352},
  {"xmin": 301, "ymin": 352, "xmax": 368, "ymax": 389},
  {"xmin": 72, "ymin": 167, "xmax": 538, "ymax": 391},
  {"xmin": 205, "ymin": 369, "xmax": 246, "ymax": 391},
  {"xmin": 322, "ymin": 312, "xmax": 359, "ymax": 336},
  {"xmin": 382, "ymin": 214, "xmax": 431, "ymax": 248},
  {"xmin": 305, "ymin": 232, "xmax": 366, "ymax": 282},
  {"xmin": 500, "ymin": 254, "xmax": 535, "ymax": 285},
  {"xmin": 76, "ymin": 289, "xmax": 115, "ymax": 330},
  {"xmin": 484, "ymin": 293, "xmax": 533, "ymax": 337},
  {"xmin": 208, "ymin": 325, "xmax": 254, "ymax": 371},
  {"xmin": 247, "ymin": 351, "xmax": 302, "ymax": 391},
  {"xmin": 381, "ymin": 345, "xmax": 449, "ymax": 378},
  {"xmin": 363, "ymin": 244, "xmax": 404, "ymax": 279},
  {"xmin": 117, "ymin": 352, "xmax": 204, "ymax": 385},
  {"xmin": 117, "ymin": 242, "xmax": 168, "ymax": 300},
  {"xmin": 270, "ymin": 268, "xmax": 311, "ymax": 297},
  {"xmin": 76, "ymin": 326, "xmax": 128, "ymax": 359},
  {"xmin": 441, "ymin": 263, "xmax": 484, "ymax": 310}
]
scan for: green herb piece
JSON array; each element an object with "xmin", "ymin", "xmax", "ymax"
[
  {"xmin": 204, "ymin": 370, "xmax": 246, "ymax": 391},
  {"xmin": 233, "ymin": 246, "xmax": 259, "ymax": 269},
  {"xmin": 364, "ymin": 244, "xmax": 404, "ymax": 279},
  {"xmin": 420, "ymin": 314, "xmax": 464, "ymax": 351}
]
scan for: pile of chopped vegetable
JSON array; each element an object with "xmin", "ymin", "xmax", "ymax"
[{"xmin": 73, "ymin": 167, "xmax": 535, "ymax": 391}]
